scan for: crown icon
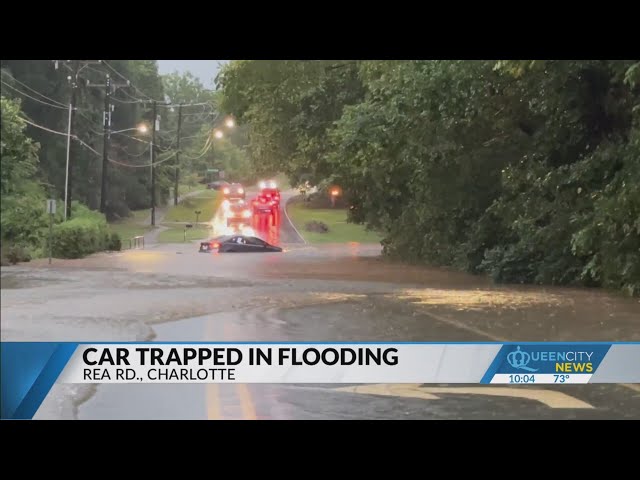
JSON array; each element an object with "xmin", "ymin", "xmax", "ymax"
[{"xmin": 508, "ymin": 346, "xmax": 530, "ymax": 368}]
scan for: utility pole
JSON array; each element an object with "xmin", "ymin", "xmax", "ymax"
[
  {"xmin": 151, "ymin": 101, "xmax": 157, "ymax": 226},
  {"xmin": 64, "ymin": 60, "xmax": 80, "ymax": 221},
  {"xmin": 174, "ymin": 104, "xmax": 183, "ymax": 206},
  {"xmin": 59, "ymin": 59, "xmax": 101, "ymax": 220},
  {"xmin": 87, "ymin": 74, "xmax": 130, "ymax": 214},
  {"xmin": 100, "ymin": 75, "xmax": 111, "ymax": 214}
]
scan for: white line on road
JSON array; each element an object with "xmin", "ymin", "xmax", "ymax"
[{"xmin": 282, "ymin": 197, "xmax": 307, "ymax": 244}]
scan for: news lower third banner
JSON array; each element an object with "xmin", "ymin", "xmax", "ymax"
[{"xmin": 2, "ymin": 342, "xmax": 639, "ymax": 419}]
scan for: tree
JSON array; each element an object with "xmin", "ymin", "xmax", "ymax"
[
  {"xmin": 1, "ymin": 96, "xmax": 47, "ymax": 252},
  {"xmin": 219, "ymin": 59, "xmax": 640, "ymax": 295}
]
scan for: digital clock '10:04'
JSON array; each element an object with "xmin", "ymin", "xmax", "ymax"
[{"xmin": 508, "ymin": 374, "xmax": 536, "ymax": 383}]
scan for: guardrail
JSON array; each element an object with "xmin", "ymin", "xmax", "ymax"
[{"xmin": 129, "ymin": 235, "xmax": 145, "ymax": 250}]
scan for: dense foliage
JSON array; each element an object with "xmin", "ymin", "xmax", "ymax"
[
  {"xmin": 219, "ymin": 60, "xmax": 640, "ymax": 295},
  {"xmin": 1, "ymin": 96, "xmax": 48, "ymax": 261}
]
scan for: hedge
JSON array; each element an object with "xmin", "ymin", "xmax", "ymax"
[{"xmin": 50, "ymin": 203, "xmax": 121, "ymax": 259}]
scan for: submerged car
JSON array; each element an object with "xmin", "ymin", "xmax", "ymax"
[{"xmin": 199, "ymin": 235, "xmax": 283, "ymax": 253}]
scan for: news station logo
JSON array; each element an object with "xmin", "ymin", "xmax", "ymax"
[{"xmin": 505, "ymin": 345, "xmax": 595, "ymax": 374}]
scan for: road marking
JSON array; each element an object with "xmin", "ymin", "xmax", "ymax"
[
  {"xmin": 419, "ymin": 310, "xmax": 508, "ymax": 342},
  {"xmin": 236, "ymin": 384, "xmax": 258, "ymax": 420},
  {"xmin": 282, "ymin": 198, "xmax": 307, "ymax": 244},
  {"xmin": 207, "ymin": 383, "xmax": 222, "ymax": 420},
  {"xmin": 205, "ymin": 315, "xmax": 224, "ymax": 419},
  {"xmin": 622, "ymin": 383, "xmax": 640, "ymax": 393},
  {"xmin": 336, "ymin": 384, "xmax": 439, "ymax": 400},
  {"xmin": 332, "ymin": 384, "xmax": 594, "ymax": 409}
]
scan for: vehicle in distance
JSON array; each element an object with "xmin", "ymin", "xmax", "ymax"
[
  {"xmin": 225, "ymin": 200, "xmax": 252, "ymax": 226},
  {"xmin": 251, "ymin": 194, "xmax": 279, "ymax": 215},
  {"xmin": 258, "ymin": 180, "xmax": 280, "ymax": 205},
  {"xmin": 222, "ymin": 183, "xmax": 245, "ymax": 200},
  {"xmin": 200, "ymin": 235, "xmax": 283, "ymax": 253},
  {"xmin": 208, "ymin": 180, "xmax": 229, "ymax": 190}
]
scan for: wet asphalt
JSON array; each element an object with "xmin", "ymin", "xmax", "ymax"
[{"xmin": 2, "ymin": 193, "xmax": 639, "ymax": 420}]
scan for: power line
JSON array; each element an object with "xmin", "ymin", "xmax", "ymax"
[
  {"xmin": 2, "ymin": 80, "xmax": 69, "ymax": 110},
  {"xmin": 101, "ymin": 60, "xmax": 160, "ymax": 102},
  {"xmin": 78, "ymin": 136, "xmax": 176, "ymax": 168},
  {"xmin": 110, "ymin": 95, "xmax": 145, "ymax": 104},
  {"xmin": 0, "ymin": 71, "xmax": 67, "ymax": 106},
  {"xmin": 20, "ymin": 116, "xmax": 74, "ymax": 137}
]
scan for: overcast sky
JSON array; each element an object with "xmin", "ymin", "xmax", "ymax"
[{"xmin": 157, "ymin": 60, "xmax": 229, "ymax": 88}]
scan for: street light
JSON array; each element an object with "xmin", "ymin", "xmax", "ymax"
[
  {"xmin": 206, "ymin": 118, "xmax": 235, "ymax": 182},
  {"xmin": 112, "ymin": 123, "xmax": 149, "ymax": 135}
]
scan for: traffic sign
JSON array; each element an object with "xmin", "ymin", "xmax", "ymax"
[{"xmin": 47, "ymin": 199, "xmax": 56, "ymax": 215}]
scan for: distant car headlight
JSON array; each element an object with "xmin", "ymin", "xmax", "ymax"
[
  {"xmin": 242, "ymin": 210, "xmax": 251, "ymax": 218},
  {"xmin": 223, "ymin": 187, "xmax": 230, "ymax": 194},
  {"xmin": 238, "ymin": 188, "xmax": 244, "ymax": 194}
]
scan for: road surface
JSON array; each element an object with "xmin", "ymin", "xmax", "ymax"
[{"xmin": 2, "ymin": 189, "xmax": 639, "ymax": 419}]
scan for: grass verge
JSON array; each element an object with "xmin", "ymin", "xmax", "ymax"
[
  {"xmin": 108, "ymin": 209, "xmax": 153, "ymax": 244},
  {"xmin": 179, "ymin": 182, "xmax": 207, "ymax": 194},
  {"xmin": 158, "ymin": 225, "xmax": 212, "ymax": 243},
  {"xmin": 287, "ymin": 202, "xmax": 383, "ymax": 244},
  {"xmin": 164, "ymin": 191, "xmax": 221, "ymax": 222}
]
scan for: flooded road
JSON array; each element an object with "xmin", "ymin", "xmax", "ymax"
[{"xmin": 2, "ymin": 196, "xmax": 639, "ymax": 419}]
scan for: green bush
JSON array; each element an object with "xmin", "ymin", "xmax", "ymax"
[
  {"xmin": 51, "ymin": 203, "xmax": 110, "ymax": 259},
  {"xmin": 0, "ymin": 244, "xmax": 31, "ymax": 265},
  {"xmin": 107, "ymin": 232, "xmax": 122, "ymax": 251}
]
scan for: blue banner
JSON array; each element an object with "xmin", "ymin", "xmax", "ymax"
[
  {"xmin": 1, "ymin": 342, "xmax": 77, "ymax": 420},
  {"xmin": 1, "ymin": 341, "xmax": 637, "ymax": 419}
]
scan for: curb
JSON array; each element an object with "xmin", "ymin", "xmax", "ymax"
[{"xmin": 283, "ymin": 197, "xmax": 307, "ymax": 245}]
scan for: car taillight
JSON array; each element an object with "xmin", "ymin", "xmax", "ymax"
[{"xmin": 211, "ymin": 242, "xmax": 220, "ymax": 249}]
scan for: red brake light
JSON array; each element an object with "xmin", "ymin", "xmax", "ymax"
[{"xmin": 211, "ymin": 242, "xmax": 220, "ymax": 248}]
